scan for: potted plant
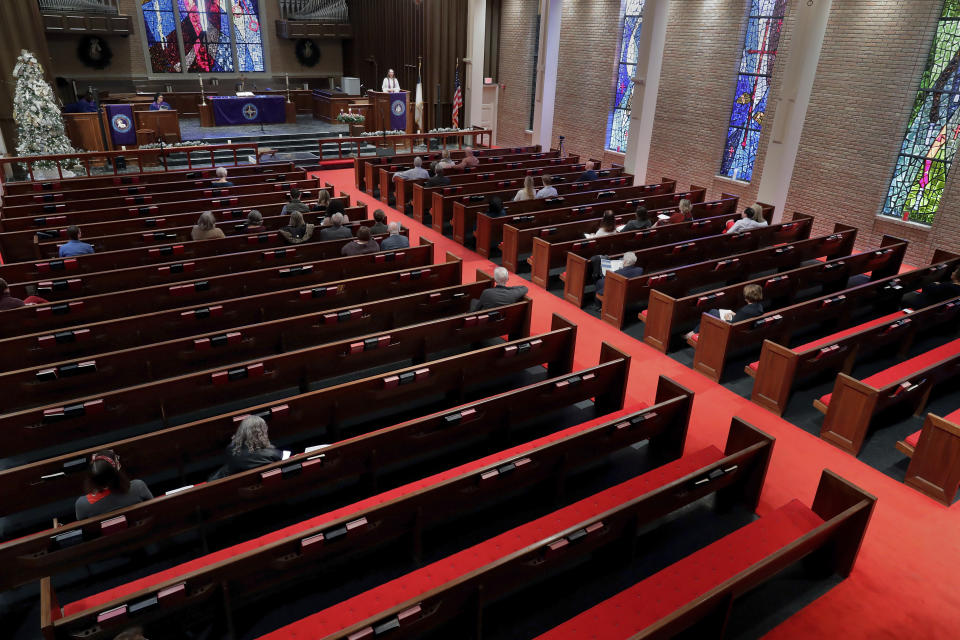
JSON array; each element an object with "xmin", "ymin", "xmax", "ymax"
[{"xmin": 337, "ymin": 111, "xmax": 365, "ymax": 136}]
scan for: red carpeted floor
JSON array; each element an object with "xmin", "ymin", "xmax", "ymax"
[{"xmin": 316, "ymin": 167, "xmax": 960, "ymax": 639}]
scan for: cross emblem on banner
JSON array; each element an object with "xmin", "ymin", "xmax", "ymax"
[{"xmin": 242, "ymin": 103, "xmax": 259, "ymax": 120}]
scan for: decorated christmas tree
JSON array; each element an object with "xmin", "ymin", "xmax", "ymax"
[{"xmin": 12, "ymin": 49, "xmax": 81, "ymax": 172}]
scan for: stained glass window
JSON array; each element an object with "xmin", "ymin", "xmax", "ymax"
[
  {"xmin": 882, "ymin": 1, "xmax": 960, "ymax": 225},
  {"xmin": 605, "ymin": 0, "xmax": 644, "ymax": 152},
  {"xmin": 232, "ymin": 0, "xmax": 264, "ymax": 72},
  {"xmin": 178, "ymin": 0, "xmax": 233, "ymax": 72},
  {"xmin": 141, "ymin": 0, "xmax": 181, "ymax": 73},
  {"xmin": 718, "ymin": 0, "xmax": 787, "ymax": 182}
]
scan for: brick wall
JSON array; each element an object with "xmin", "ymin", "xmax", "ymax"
[
  {"xmin": 783, "ymin": 0, "xmax": 952, "ymax": 265},
  {"xmin": 495, "ymin": 0, "xmax": 538, "ymax": 149}
]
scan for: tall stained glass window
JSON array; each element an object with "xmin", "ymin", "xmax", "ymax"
[
  {"xmin": 605, "ymin": 0, "xmax": 644, "ymax": 152},
  {"xmin": 142, "ymin": 0, "xmax": 181, "ymax": 73},
  {"xmin": 718, "ymin": 0, "xmax": 787, "ymax": 182},
  {"xmin": 138, "ymin": 0, "xmax": 265, "ymax": 73},
  {"xmin": 882, "ymin": 2, "xmax": 960, "ymax": 225},
  {"xmin": 232, "ymin": 0, "xmax": 264, "ymax": 72}
]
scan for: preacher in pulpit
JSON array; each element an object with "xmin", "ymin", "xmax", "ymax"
[
  {"xmin": 149, "ymin": 93, "xmax": 172, "ymax": 110},
  {"xmin": 382, "ymin": 69, "xmax": 401, "ymax": 93}
]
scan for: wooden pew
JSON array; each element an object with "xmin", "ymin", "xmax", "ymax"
[
  {"xmin": 642, "ymin": 233, "xmax": 897, "ymax": 351},
  {"xmin": 897, "ymin": 409, "xmax": 960, "ymax": 505},
  {"xmin": 816, "ymin": 336, "xmax": 960, "ymax": 455},
  {"xmin": 380, "ymin": 149, "xmax": 566, "ymax": 204},
  {"xmin": 750, "ymin": 295, "xmax": 959, "ymax": 417},
  {"xmin": 34, "ymin": 370, "xmax": 684, "ymax": 637},
  {"xmin": 692, "ymin": 252, "xmax": 960, "ymax": 382},
  {"xmin": 1, "ymin": 166, "xmax": 302, "ymax": 208},
  {"xmin": 356, "ymin": 146, "xmax": 540, "ymax": 192},
  {"xmin": 558, "ymin": 212, "xmax": 808, "ymax": 305},
  {"xmin": 2, "ymin": 163, "xmax": 291, "ymax": 197},
  {"xmin": 534, "ymin": 471, "xmax": 875, "ymax": 639},
  {"xmin": 443, "ymin": 170, "xmax": 634, "ymax": 242},
  {"xmin": 0, "ymin": 183, "xmax": 323, "ymax": 234},
  {"xmin": 9, "ymin": 317, "xmax": 579, "ymax": 591},
  {"xmin": 235, "ymin": 418, "xmax": 777, "ymax": 640},
  {"xmin": 0, "ymin": 296, "xmax": 532, "ymax": 519},
  {"xmin": 32, "ymin": 203, "xmax": 370, "ymax": 261},
  {"xmin": 0, "ymin": 276, "xmax": 492, "ymax": 373},
  {"xmin": 496, "ymin": 191, "xmax": 737, "ymax": 267}
]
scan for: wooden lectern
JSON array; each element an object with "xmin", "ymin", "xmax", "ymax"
[
  {"xmin": 135, "ymin": 110, "xmax": 181, "ymax": 144},
  {"xmin": 368, "ymin": 91, "xmax": 412, "ymax": 133}
]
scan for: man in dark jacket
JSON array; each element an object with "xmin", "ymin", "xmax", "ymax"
[
  {"xmin": 319, "ymin": 212, "xmax": 354, "ymax": 241},
  {"xmin": 470, "ymin": 267, "xmax": 528, "ymax": 311},
  {"xmin": 369, "ymin": 209, "xmax": 389, "ymax": 235},
  {"xmin": 577, "ymin": 160, "xmax": 599, "ymax": 182},
  {"xmin": 426, "ymin": 166, "xmax": 451, "ymax": 187}
]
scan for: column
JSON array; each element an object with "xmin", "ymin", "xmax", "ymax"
[
  {"xmin": 532, "ymin": 0, "xmax": 563, "ymax": 151},
  {"xmin": 622, "ymin": 0, "xmax": 670, "ymax": 183},
  {"xmin": 465, "ymin": 0, "xmax": 487, "ymax": 128},
  {"xmin": 755, "ymin": 0, "xmax": 834, "ymax": 222}
]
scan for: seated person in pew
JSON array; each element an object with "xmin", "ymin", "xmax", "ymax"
[
  {"xmin": 75, "ymin": 450, "xmax": 153, "ymax": 520},
  {"xmin": 486, "ymin": 196, "xmax": 506, "ymax": 218},
  {"xmin": 685, "ymin": 283, "xmax": 765, "ymax": 339},
  {"xmin": 655, "ymin": 198, "xmax": 693, "ymax": 226},
  {"xmin": 190, "ymin": 212, "xmax": 226, "ymax": 241},
  {"xmin": 425, "ymin": 165, "xmax": 451, "ymax": 187},
  {"xmin": 536, "ymin": 174, "xmax": 558, "ymax": 199},
  {"xmin": 514, "ymin": 175, "xmax": 537, "ymax": 201},
  {"xmin": 324, "ymin": 198, "xmax": 346, "ymax": 220},
  {"xmin": 594, "ymin": 251, "xmax": 643, "ymax": 300},
  {"xmin": 0, "ymin": 277, "xmax": 25, "ymax": 311},
  {"xmin": 280, "ymin": 211, "xmax": 315, "ymax": 245},
  {"xmin": 281, "ymin": 187, "xmax": 310, "ymax": 215},
  {"xmin": 436, "ymin": 150, "xmax": 456, "ymax": 171},
  {"xmin": 455, "ymin": 148, "xmax": 479, "ymax": 170},
  {"xmin": 902, "ymin": 266, "xmax": 960, "ymax": 309},
  {"xmin": 396, "ymin": 156, "xmax": 430, "ymax": 180},
  {"xmin": 586, "ymin": 210, "xmax": 618, "ymax": 238},
  {"xmin": 341, "ymin": 225, "xmax": 381, "ymax": 256},
  {"xmin": 312, "ymin": 189, "xmax": 331, "ymax": 212},
  {"xmin": 381, "ymin": 222, "xmax": 410, "ymax": 250},
  {"xmin": 619, "ymin": 206, "xmax": 653, "ymax": 232},
  {"xmin": 369, "ymin": 209, "xmax": 390, "ymax": 235},
  {"xmin": 577, "ymin": 160, "xmax": 599, "ymax": 182},
  {"xmin": 58, "ymin": 225, "xmax": 95, "ymax": 257},
  {"xmin": 470, "ymin": 266, "xmax": 529, "ymax": 311},
  {"xmin": 244, "ymin": 209, "xmax": 266, "ymax": 234},
  {"xmin": 212, "ymin": 166, "xmax": 234, "ymax": 187},
  {"xmin": 725, "ymin": 205, "xmax": 768, "ymax": 234},
  {"xmin": 209, "ymin": 416, "xmax": 283, "ymax": 480},
  {"xmin": 319, "ymin": 212, "xmax": 353, "ymax": 241}
]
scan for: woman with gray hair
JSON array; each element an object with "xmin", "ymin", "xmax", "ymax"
[
  {"xmin": 208, "ymin": 415, "xmax": 283, "ymax": 480},
  {"xmin": 190, "ymin": 211, "xmax": 225, "ymax": 241}
]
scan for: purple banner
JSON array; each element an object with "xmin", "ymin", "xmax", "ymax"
[
  {"xmin": 211, "ymin": 96, "xmax": 286, "ymax": 126},
  {"xmin": 105, "ymin": 104, "xmax": 137, "ymax": 147},
  {"xmin": 389, "ymin": 92, "xmax": 408, "ymax": 131}
]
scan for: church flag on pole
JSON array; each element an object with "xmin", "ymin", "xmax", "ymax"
[
  {"xmin": 415, "ymin": 62, "xmax": 424, "ymax": 132},
  {"xmin": 452, "ymin": 65, "xmax": 462, "ymax": 129}
]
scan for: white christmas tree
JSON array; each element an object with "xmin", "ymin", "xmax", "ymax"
[{"xmin": 12, "ymin": 49, "xmax": 81, "ymax": 173}]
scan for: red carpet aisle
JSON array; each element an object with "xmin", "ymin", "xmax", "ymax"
[{"xmin": 317, "ymin": 168, "xmax": 958, "ymax": 638}]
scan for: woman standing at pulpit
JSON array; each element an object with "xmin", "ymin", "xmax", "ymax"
[{"xmin": 149, "ymin": 93, "xmax": 172, "ymax": 110}]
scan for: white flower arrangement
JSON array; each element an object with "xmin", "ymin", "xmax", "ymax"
[
  {"xmin": 137, "ymin": 140, "xmax": 205, "ymax": 150},
  {"xmin": 428, "ymin": 127, "xmax": 469, "ymax": 134},
  {"xmin": 360, "ymin": 130, "xmax": 407, "ymax": 137},
  {"xmin": 336, "ymin": 112, "xmax": 365, "ymax": 124}
]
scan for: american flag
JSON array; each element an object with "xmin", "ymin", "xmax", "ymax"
[{"xmin": 451, "ymin": 67, "xmax": 462, "ymax": 128}]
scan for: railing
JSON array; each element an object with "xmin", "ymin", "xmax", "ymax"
[
  {"xmin": 279, "ymin": 0, "xmax": 349, "ymax": 22},
  {"xmin": 0, "ymin": 143, "xmax": 259, "ymax": 185},
  {"xmin": 37, "ymin": 0, "xmax": 119, "ymax": 14},
  {"xmin": 318, "ymin": 128, "xmax": 493, "ymax": 160}
]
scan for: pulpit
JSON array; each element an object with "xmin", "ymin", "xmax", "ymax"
[
  {"xmin": 368, "ymin": 91, "xmax": 411, "ymax": 133},
  {"xmin": 136, "ymin": 109, "xmax": 181, "ymax": 143},
  {"xmin": 63, "ymin": 112, "xmax": 105, "ymax": 152}
]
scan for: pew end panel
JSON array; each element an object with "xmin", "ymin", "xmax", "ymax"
[
  {"xmin": 818, "ymin": 374, "xmax": 880, "ymax": 455},
  {"xmin": 808, "ymin": 469, "xmax": 877, "ymax": 578},
  {"xmin": 648, "ymin": 376, "xmax": 695, "ymax": 462},
  {"xmin": 931, "ymin": 248, "xmax": 960, "ymax": 264},
  {"xmin": 903, "ymin": 413, "xmax": 960, "ymax": 506},
  {"xmin": 718, "ymin": 418, "xmax": 775, "ymax": 512},
  {"xmin": 548, "ymin": 313, "xmax": 578, "ymax": 377},
  {"xmin": 641, "ymin": 289, "xmax": 679, "ymax": 353},
  {"xmin": 600, "ymin": 270, "xmax": 630, "ymax": 328},
  {"xmin": 562, "ymin": 252, "xmax": 591, "ymax": 306},
  {"xmin": 529, "ymin": 237, "xmax": 552, "ymax": 287},
  {"xmin": 596, "ymin": 342, "xmax": 632, "ymax": 414},
  {"xmin": 692, "ymin": 312, "xmax": 735, "ymax": 383},
  {"xmin": 749, "ymin": 339, "xmax": 801, "ymax": 416},
  {"xmin": 40, "ymin": 576, "xmax": 62, "ymax": 640}
]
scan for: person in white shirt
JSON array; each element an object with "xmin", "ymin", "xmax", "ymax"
[
  {"xmin": 514, "ymin": 176, "xmax": 536, "ymax": 201},
  {"xmin": 382, "ymin": 69, "xmax": 401, "ymax": 93},
  {"xmin": 535, "ymin": 175, "xmax": 558, "ymax": 199},
  {"xmin": 586, "ymin": 211, "xmax": 618, "ymax": 238},
  {"xmin": 396, "ymin": 156, "xmax": 430, "ymax": 180},
  {"xmin": 436, "ymin": 149, "xmax": 456, "ymax": 170},
  {"xmin": 725, "ymin": 205, "xmax": 768, "ymax": 234}
]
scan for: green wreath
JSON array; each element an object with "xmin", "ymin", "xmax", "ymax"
[
  {"xmin": 295, "ymin": 39, "xmax": 321, "ymax": 67},
  {"xmin": 78, "ymin": 35, "xmax": 113, "ymax": 70}
]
